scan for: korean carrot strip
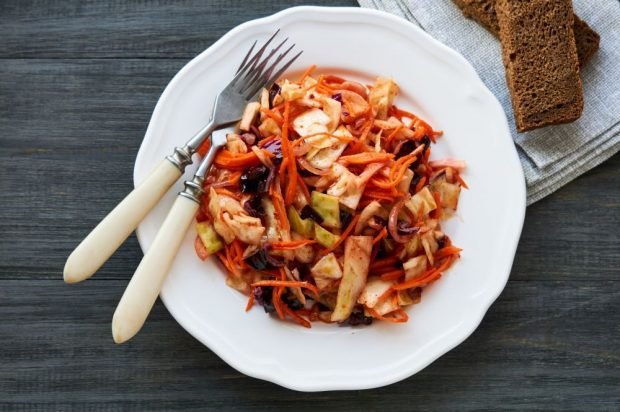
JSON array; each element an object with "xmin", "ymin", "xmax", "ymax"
[
  {"xmin": 251, "ymin": 280, "xmax": 320, "ymax": 297},
  {"xmin": 370, "ymin": 256, "xmax": 400, "ymax": 271},
  {"xmin": 279, "ymin": 156, "xmax": 289, "ymax": 183},
  {"xmin": 366, "ymin": 307, "xmax": 409, "ymax": 323},
  {"xmin": 214, "ymin": 150, "xmax": 261, "ymax": 169},
  {"xmin": 258, "ymin": 134, "xmax": 277, "ymax": 147},
  {"xmin": 281, "ymin": 102, "xmax": 298, "ymax": 206},
  {"xmin": 273, "ymin": 286, "xmax": 285, "ymax": 320},
  {"xmin": 296, "ymin": 173, "xmax": 311, "ymax": 203},
  {"xmin": 339, "ymin": 152, "xmax": 393, "ymax": 166},
  {"xmin": 319, "ymin": 215, "xmax": 360, "ymax": 256},
  {"xmin": 434, "ymin": 246, "xmax": 462, "ymax": 260},
  {"xmin": 369, "ymin": 176, "xmax": 397, "ymax": 190},
  {"xmin": 284, "ymin": 306, "xmax": 312, "ymax": 328},
  {"xmin": 271, "ymin": 187, "xmax": 290, "ymax": 232},
  {"xmin": 414, "ymin": 176, "xmax": 427, "ymax": 193},
  {"xmin": 245, "ymin": 294, "xmax": 255, "ymax": 312},
  {"xmin": 385, "ymin": 125, "xmax": 403, "ymax": 147},
  {"xmin": 455, "ymin": 173, "xmax": 469, "ymax": 189},
  {"xmin": 260, "ymin": 107, "xmax": 283, "ymax": 124},
  {"xmin": 297, "ymin": 64, "xmax": 317, "ymax": 84},
  {"xmin": 379, "ymin": 269, "xmax": 405, "ymax": 281},
  {"xmin": 392, "ymin": 255, "xmax": 455, "ymax": 290},
  {"xmin": 197, "ymin": 140, "xmax": 211, "ymax": 157},
  {"xmin": 372, "ymin": 227, "xmax": 388, "ymax": 245},
  {"xmin": 216, "ymin": 251, "xmax": 233, "ymax": 274},
  {"xmin": 362, "ymin": 189, "xmax": 399, "ymax": 201},
  {"xmin": 270, "ymin": 240, "xmax": 317, "ymax": 250}
]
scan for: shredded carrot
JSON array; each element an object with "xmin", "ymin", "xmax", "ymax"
[
  {"xmin": 278, "ymin": 155, "xmax": 288, "ymax": 183},
  {"xmin": 434, "ymin": 246, "xmax": 462, "ymax": 260},
  {"xmin": 370, "ymin": 256, "xmax": 400, "ymax": 271},
  {"xmin": 319, "ymin": 215, "xmax": 360, "ymax": 256},
  {"xmin": 339, "ymin": 152, "xmax": 393, "ymax": 166},
  {"xmin": 361, "ymin": 189, "xmax": 399, "ymax": 201},
  {"xmin": 379, "ymin": 269, "xmax": 405, "ymax": 281},
  {"xmin": 392, "ymin": 255, "xmax": 455, "ymax": 290},
  {"xmin": 231, "ymin": 239, "xmax": 247, "ymax": 269},
  {"xmin": 258, "ymin": 134, "xmax": 276, "ymax": 147},
  {"xmin": 273, "ymin": 285, "xmax": 285, "ymax": 320},
  {"xmin": 283, "ymin": 306, "xmax": 312, "ymax": 328},
  {"xmin": 385, "ymin": 125, "xmax": 403, "ymax": 147},
  {"xmin": 271, "ymin": 187, "xmax": 290, "ymax": 232},
  {"xmin": 224, "ymin": 245, "xmax": 240, "ymax": 277},
  {"xmin": 297, "ymin": 64, "xmax": 317, "ymax": 85},
  {"xmin": 367, "ymin": 307, "xmax": 409, "ymax": 323},
  {"xmin": 270, "ymin": 239, "xmax": 316, "ymax": 250},
  {"xmin": 455, "ymin": 173, "xmax": 469, "ymax": 189},
  {"xmin": 296, "ymin": 173, "xmax": 311, "ymax": 203},
  {"xmin": 251, "ymin": 280, "xmax": 320, "ymax": 297},
  {"xmin": 280, "ymin": 102, "xmax": 298, "ymax": 206},
  {"xmin": 197, "ymin": 140, "xmax": 211, "ymax": 157},
  {"xmin": 369, "ymin": 176, "xmax": 396, "ymax": 190},
  {"xmin": 260, "ymin": 107, "xmax": 283, "ymax": 124},
  {"xmin": 216, "ymin": 251, "xmax": 233, "ymax": 274},
  {"xmin": 372, "ymin": 227, "xmax": 388, "ymax": 245},
  {"xmin": 245, "ymin": 294, "xmax": 255, "ymax": 312},
  {"xmin": 213, "ymin": 188, "xmax": 241, "ymax": 201},
  {"xmin": 414, "ymin": 176, "xmax": 427, "ymax": 193},
  {"xmin": 214, "ymin": 150, "xmax": 262, "ymax": 169}
]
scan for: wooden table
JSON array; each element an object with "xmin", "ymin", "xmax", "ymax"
[{"xmin": 1, "ymin": 1, "xmax": 618, "ymax": 410}]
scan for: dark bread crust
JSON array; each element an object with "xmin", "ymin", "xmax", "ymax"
[
  {"xmin": 452, "ymin": 0, "xmax": 599, "ymax": 68},
  {"xmin": 573, "ymin": 15, "xmax": 601, "ymax": 67},
  {"xmin": 495, "ymin": 0, "xmax": 584, "ymax": 132}
]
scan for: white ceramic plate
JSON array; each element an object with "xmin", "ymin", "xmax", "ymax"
[{"xmin": 133, "ymin": 6, "xmax": 526, "ymax": 391}]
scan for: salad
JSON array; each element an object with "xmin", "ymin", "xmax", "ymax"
[{"xmin": 193, "ymin": 66, "xmax": 466, "ymax": 327}]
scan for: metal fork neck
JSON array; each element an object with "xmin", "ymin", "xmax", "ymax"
[{"xmin": 165, "ymin": 119, "xmax": 217, "ymax": 172}]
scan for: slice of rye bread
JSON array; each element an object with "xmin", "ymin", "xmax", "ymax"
[
  {"xmin": 452, "ymin": 0, "xmax": 600, "ymax": 67},
  {"xmin": 495, "ymin": 0, "xmax": 584, "ymax": 132}
]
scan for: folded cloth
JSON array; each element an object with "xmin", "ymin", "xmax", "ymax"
[{"xmin": 358, "ymin": 0, "xmax": 620, "ymax": 204}]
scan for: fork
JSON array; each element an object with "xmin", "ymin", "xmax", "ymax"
[
  {"xmin": 110, "ymin": 37, "xmax": 302, "ymax": 343},
  {"xmin": 63, "ymin": 30, "xmax": 300, "ymax": 284}
]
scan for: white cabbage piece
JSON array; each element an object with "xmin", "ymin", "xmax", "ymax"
[
  {"xmin": 306, "ymin": 125, "xmax": 350, "ymax": 170},
  {"xmin": 225, "ymin": 133, "xmax": 248, "ymax": 154},
  {"xmin": 403, "ymin": 255, "xmax": 428, "ymax": 280},
  {"xmin": 357, "ymin": 277, "xmax": 394, "ymax": 309},
  {"xmin": 405, "ymin": 187, "xmax": 437, "ymax": 218},
  {"xmin": 239, "ymin": 102, "xmax": 260, "ymax": 132},
  {"xmin": 280, "ymin": 80, "xmax": 306, "ymax": 101},
  {"xmin": 331, "ymin": 236, "xmax": 373, "ymax": 322},
  {"xmin": 258, "ymin": 118, "xmax": 281, "ymax": 137},
  {"xmin": 369, "ymin": 77, "xmax": 399, "ymax": 120},
  {"xmin": 293, "ymin": 108, "xmax": 330, "ymax": 137},
  {"xmin": 208, "ymin": 188, "xmax": 265, "ymax": 245},
  {"xmin": 321, "ymin": 97, "xmax": 342, "ymax": 132},
  {"xmin": 311, "ymin": 252, "xmax": 343, "ymax": 291},
  {"xmin": 431, "ymin": 176, "xmax": 461, "ymax": 211}
]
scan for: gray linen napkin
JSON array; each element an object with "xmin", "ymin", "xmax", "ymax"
[{"xmin": 358, "ymin": 0, "xmax": 620, "ymax": 204}]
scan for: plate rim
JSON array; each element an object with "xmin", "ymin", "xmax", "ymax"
[{"xmin": 133, "ymin": 5, "xmax": 526, "ymax": 391}]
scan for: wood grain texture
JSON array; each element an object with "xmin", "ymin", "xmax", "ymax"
[
  {"xmin": 0, "ymin": 280, "xmax": 618, "ymax": 410},
  {"xmin": 0, "ymin": 0, "xmax": 618, "ymax": 410}
]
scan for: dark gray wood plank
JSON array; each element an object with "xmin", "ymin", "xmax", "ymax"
[
  {"xmin": 0, "ymin": 0, "xmax": 358, "ymax": 59},
  {"xmin": 1, "ymin": 0, "xmax": 619, "ymax": 410},
  {"xmin": 1, "ymin": 59, "xmax": 618, "ymax": 281},
  {"xmin": 1, "ymin": 280, "xmax": 618, "ymax": 411}
]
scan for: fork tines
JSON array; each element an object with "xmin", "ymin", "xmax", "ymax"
[{"xmin": 232, "ymin": 30, "xmax": 303, "ymax": 100}]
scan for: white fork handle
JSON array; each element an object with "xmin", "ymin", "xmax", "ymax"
[
  {"xmin": 64, "ymin": 159, "xmax": 182, "ymax": 284},
  {"xmin": 112, "ymin": 195, "xmax": 198, "ymax": 344}
]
